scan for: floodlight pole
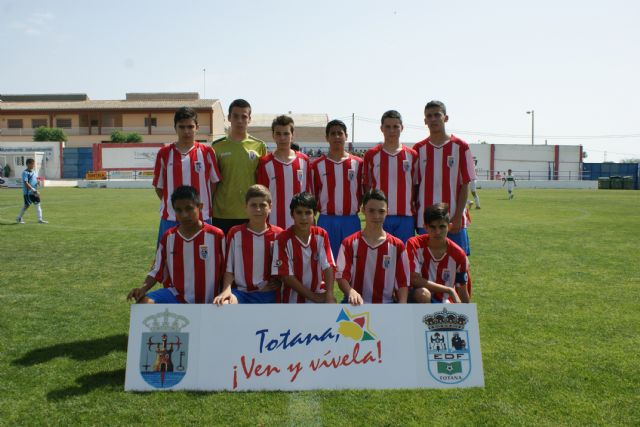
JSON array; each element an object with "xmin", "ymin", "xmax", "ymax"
[
  {"xmin": 203, "ymin": 68, "xmax": 206, "ymax": 98},
  {"xmin": 526, "ymin": 110, "xmax": 534, "ymax": 145}
]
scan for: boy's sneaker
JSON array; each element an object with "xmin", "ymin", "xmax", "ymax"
[
  {"xmin": 16, "ymin": 218, "xmax": 25, "ymax": 224},
  {"xmin": 38, "ymin": 219, "xmax": 49, "ymax": 224}
]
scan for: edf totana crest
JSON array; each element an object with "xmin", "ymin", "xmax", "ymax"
[
  {"xmin": 423, "ymin": 307, "xmax": 471, "ymax": 384},
  {"xmin": 139, "ymin": 309, "xmax": 189, "ymax": 389}
]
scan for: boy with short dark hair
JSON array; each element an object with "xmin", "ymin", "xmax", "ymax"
[
  {"xmin": 271, "ymin": 192, "xmax": 336, "ymax": 304},
  {"xmin": 16, "ymin": 158, "xmax": 47, "ymax": 224},
  {"xmin": 406, "ymin": 202, "xmax": 471, "ymax": 304},
  {"xmin": 127, "ymin": 186, "xmax": 226, "ymax": 304},
  {"xmin": 336, "ymin": 189, "xmax": 409, "ymax": 305},
  {"xmin": 311, "ymin": 119, "xmax": 364, "ymax": 257},
  {"xmin": 212, "ymin": 99, "xmax": 267, "ymax": 235},
  {"xmin": 414, "ymin": 100, "xmax": 476, "ymax": 255},
  {"xmin": 214, "ymin": 184, "xmax": 283, "ymax": 305},
  {"xmin": 363, "ymin": 110, "xmax": 418, "ymax": 243},
  {"xmin": 153, "ymin": 107, "xmax": 221, "ymax": 244},
  {"xmin": 256, "ymin": 115, "xmax": 312, "ymax": 229}
]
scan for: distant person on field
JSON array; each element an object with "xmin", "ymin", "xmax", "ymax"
[
  {"xmin": 311, "ymin": 119, "xmax": 364, "ymax": 257},
  {"xmin": 214, "ymin": 185, "xmax": 284, "ymax": 305},
  {"xmin": 16, "ymin": 158, "xmax": 48, "ymax": 224},
  {"xmin": 406, "ymin": 203, "xmax": 471, "ymax": 304},
  {"xmin": 128, "ymin": 186, "xmax": 226, "ymax": 304},
  {"xmin": 153, "ymin": 107, "xmax": 221, "ymax": 244},
  {"xmin": 503, "ymin": 169, "xmax": 516, "ymax": 199},
  {"xmin": 211, "ymin": 99, "xmax": 267, "ymax": 235},
  {"xmin": 336, "ymin": 189, "xmax": 409, "ymax": 305},
  {"xmin": 256, "ymin": 115, "xmax": 312, "ymax": 229},
  {"xmin": 468, "ymin": 158, "xmax": 481, "ymax": 209},
  {"xmin": 414, "ymin": 100, "xmax": 476, "ymax": 255},
  {"xmin": 363, "ymin": 110, "xmax": 418, "ymax": 243},
  {"xmin": 272, "ymin": 192, "xmax": 336, "ymax": 304}
]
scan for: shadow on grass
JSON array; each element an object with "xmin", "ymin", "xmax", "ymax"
[
  {"xmin": 12, "ymin": 334, "xmax": 128, "ymax": 366},
  {"xmin": 47, "ymin": 368, "xmax": 126, "ymax": 401}
]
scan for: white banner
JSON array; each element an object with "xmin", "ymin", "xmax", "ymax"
[{"xmin": 125, "ymin": 304, "xmax": 484, "ymax": 391}]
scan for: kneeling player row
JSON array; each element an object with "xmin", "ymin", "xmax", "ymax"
[{"xmin": 127, "ymin": 185, "xmax": 471, "ymax": 306}]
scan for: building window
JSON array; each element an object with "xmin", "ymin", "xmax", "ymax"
[
  {"xmin": 56, "ymin": 118, "xmax": 72, "ymax": 128},
  {"xmin": 144, "ymin": 117, "xmax": 157, "ymax": 127},
  {"xmin": 15, "ymin": 156, "xmax": 25, "ymax": 166},
  {"xmin": 8, "ymin": 119, "xmax": 23, "ymax": 128},
  {"xmin": 90, "ymin": 119, "xmax": 99, "ymax": 127},
  {"xmin": 32, "ymin": 119, "xmax": 48, "ymax": 128}
]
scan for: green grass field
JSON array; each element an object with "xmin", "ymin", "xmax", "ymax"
[{"xmin": 0, "ymin": 187, "xmax": 639, "ymax": 426}]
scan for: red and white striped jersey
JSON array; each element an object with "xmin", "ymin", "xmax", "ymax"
[
  {"xmin": 335, "ymin": 231, "xmax": 409, "ymax": 303},
  {"xmin": 406, "ymin": 234, "xmax": 469, "ymax": 303},
  {"xmin": 363, "ymin": 144, "xmax": 418, "ymax": 216},
  {"xmin": 271, "ymin": 226, "xmax": 335, "ymax": 303},
  {"xmin": 149, "ymin": 223, "xmax": 226, "ymax": 303},
  {"xmin": 311, "ymin": 154, "xmax": 363, "ymax": 216},
  {"xmin": 225, "ymin": 223, "xmax": 283, "ymax": 292},
  {"xmin": 152, "ymin": 142, "xmax": 221, "ymax": 221},
  {"xmin": 413, "ymin": 135, "xmax": 475, "ymax": 228},
  {"xmin": 256, "ymin": 152, "xmax": 312, "ymax": 229}
]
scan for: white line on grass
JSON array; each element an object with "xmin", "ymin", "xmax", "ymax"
[{"xmin": 287, "ymin": 392, "xmax": 322, "ymax": 427}]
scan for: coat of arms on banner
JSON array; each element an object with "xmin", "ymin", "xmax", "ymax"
[
  {"xmin": 139, "ymin": 309, "xmax": 190, "ymax": 389},
  {"xmin": 423, "ymin": 307, "xmax": 471, "ymax": 384},
  {"xmin": 194, "ymin": 161, "xmax": 203, "ymax": 173}
]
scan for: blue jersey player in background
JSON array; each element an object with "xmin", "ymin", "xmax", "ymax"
[{"xmin": 16, "ymin": 158, "xmax": 48, "ymax": 224}]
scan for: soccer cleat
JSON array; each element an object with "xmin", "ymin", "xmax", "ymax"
[
  {"xmin": 38, "ymin": 219, "xmax": 49, "ymax": 224},
  {"xmin": 475, "ymin": 206, "xmax": 481, "ymax": 209},
  {"xmin": 16, "ymin": 218, "xmax": 25, "ymax": 224}
]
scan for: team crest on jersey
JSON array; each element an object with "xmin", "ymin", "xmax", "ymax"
[
  {"xmin": 402, "ymin": 159, "xmax": 411, "ymax": 172},
  {"xmin": 199, "ymin": 245, "xmax": 209, "ymax": 260},
  {"xmin": 274, "ymin": 259, "xmax": 283, "ymax": 267},
  {"xmin": 248, "ymin": 150, "xmax": 258, "ymax": 160},
  {"xmin": 297, "ymin": 170, "xmax": 304, "ymax": 182},
  {"xmin": 139, "ymin": 309, "xmax": 189, "ymax": 389},
  {"xmin": 194, "ymin": 161, "xmax": 203, "ymax": 173},
  {"xmin": 441, "ymin": 269, "xmax": 451, "ymax": 283},
  {"xmin": 347, "ymin": 169, "xmax": 356, "ymax": 181},
  {"xmin": 447, "ymin": 156, "xmax": 455, "ymax": 168},
  {"xmin": 382, "ymin": 255, "xmax": 391, "ymax": 269},
  {"xmin": 423, "ymin": 307, "xmax": 471, "ymax": 384}
]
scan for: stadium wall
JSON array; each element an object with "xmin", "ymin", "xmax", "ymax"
[
  {"xmin": 92, "ymin": 143, "xmax": 165, "ymax": 170},
  {"xmin": 0, "ymin": 141, "xmax": 63, "ymax": 179}
]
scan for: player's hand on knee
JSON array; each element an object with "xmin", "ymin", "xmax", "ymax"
[{"xmin": 348, "ymin": 289, "xmax": 363, "ymax": 306}]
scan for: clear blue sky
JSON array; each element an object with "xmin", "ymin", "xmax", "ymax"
[{"xmin": 2, "ymin": 0, "xmax": 639, "ymax": 162}]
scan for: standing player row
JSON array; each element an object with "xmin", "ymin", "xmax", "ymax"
[{"xmin": 152, "ymin": 99, "xmax": 476, "ymax": 260}]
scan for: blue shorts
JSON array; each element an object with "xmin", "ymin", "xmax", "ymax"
[
  {"xmin": 232, "ymin": 288, "xmax": 277, "ymax": 304},
  {"xmin": 157, "ymin": 218, "xmax": 212, "ymax": 245},
  {"xmin": 448, "ymin": 228, "xmax": 470, "ymax": 255},
  {"xmin": 383, "ymin": 215, "xmax": 415, "ymax": 243},
  {"xmin": 415, "ymin": 227, "xmax": 470, "ymax": 256},
  {"xmin": 317, "ymin": 214, "xmax": 361, "ymax": 258},
  {"xmin": 146, "ymin": 288, "xmax": 180, "ymax": 304},
  {"xmin": 23, "ymin": 193, "xmax": 40, "ymax": 206}
]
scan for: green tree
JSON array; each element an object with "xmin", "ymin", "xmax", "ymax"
[
  {"xmin": 32, "ymin": 127, "xmax": 68, "ymax": 142},
  {"xmin": 110, "ymin": 130, "xmax": 126, "ymax": 142},
  {"xmin": 125, "ymin": 132, "xmax": 143, "ymax": 143}
]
